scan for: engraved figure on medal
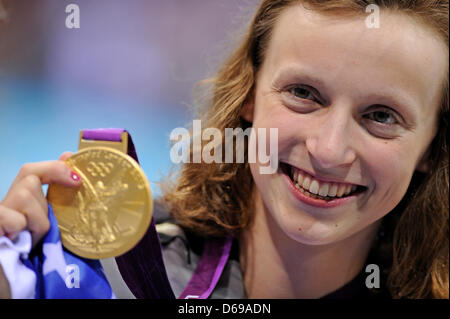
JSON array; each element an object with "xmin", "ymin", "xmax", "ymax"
[{"xmin": 71, "ymin": 178, "xmax": 129, "ymax": 249}]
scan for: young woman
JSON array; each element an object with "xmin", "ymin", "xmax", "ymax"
[{"xmin": 0, "ymin": 0, "xmax": 448, "ymax": 299}]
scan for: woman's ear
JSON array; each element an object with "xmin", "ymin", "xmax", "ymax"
[{"xmin": 240, "ymin": 96, "xmax": 255, "ymax": 123}]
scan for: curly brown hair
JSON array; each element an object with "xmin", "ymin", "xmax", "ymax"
[{"xmin": 161, "ymin": 0, "xmax": 449, "ymax": 299}]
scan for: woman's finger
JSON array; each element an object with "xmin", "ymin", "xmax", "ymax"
[
  {"xmin": 58, "ymin": 151, "xmax": 74, "ymax": 162},
  {"xmin": 8, "ymin": 160, "xmax": 81, "ymax": 192},
  {"xmin": 0, "ymin": 205, "xmax": 27, "ymax": 240},
  {"xmin": 1, "ymin": 188, "xmax": 49, "ymax": 245},
  {"xmin": 16, "ymin": 174, "xmax": 48, "ymax": 216}
]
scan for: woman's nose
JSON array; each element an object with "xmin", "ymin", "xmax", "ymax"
[{"xmin": 305, "ymin": 108, "xmax": 356, "ymax": 169}]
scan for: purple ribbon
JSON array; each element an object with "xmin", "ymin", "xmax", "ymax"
[
  {"xmin": 179, "ymin": 236, "xmax": 233, "ymax": 299},
  {"xmin": 83, "ymin": 129, "xmax": 124, "ymax": 142}
]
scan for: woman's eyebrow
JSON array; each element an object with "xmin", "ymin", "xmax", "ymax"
[{"xmin": 273, "ymin": 66, "xmax": 328, "ymax": 91}]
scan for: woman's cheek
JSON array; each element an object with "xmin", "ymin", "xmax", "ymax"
[{"xmin": 364, "ymin": 148, "xmax": 416, "ymax": 220}]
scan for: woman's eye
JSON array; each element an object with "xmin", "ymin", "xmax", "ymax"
[
  {"xmin": 279, "ymin": 85, "xmax": 321, "ymax": 113},
  {"xmin": 288, "ymin": 86, "xmax": 317, "ymax": 102},
  {"xmin": 364, "ymin": 110, "xmax": 398, "ymax": 125},
  {"xmin": 362, "ymin": 107, "xmax": 404, "ymax": 139}
]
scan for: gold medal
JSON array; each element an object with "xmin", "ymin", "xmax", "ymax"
[{"xmin": 47, "ymin": 135, "xmax": 152, "ymax": 259}]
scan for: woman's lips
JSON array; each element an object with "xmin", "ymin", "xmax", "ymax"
[{"xmin": 280, "ymin": 162, "xmax": 366, "ymax": 209}]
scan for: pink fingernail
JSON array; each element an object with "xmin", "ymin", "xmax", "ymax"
[{"xmin": 71, "ymin": 171, "xmax": 81, "ymax": 182}]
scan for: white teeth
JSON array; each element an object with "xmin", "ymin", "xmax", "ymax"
[
  {"xmin": 291, "ymin": 166, "xmax": 359, "ymax": 199},
  {"xmin": 302, "ymin": 176, "xmax": 311, "ymax": 190},
  {"xmin": 318, "ymin": 183, "xmax": 329, "ymax": 197},
  {"xmin": 328, "ymin": 184, "xmax": 338, "ymax": 197},
  {"xmin": 344, "ymin": 185, "xmax": 352, "ymax": 195},
  {"xmin": 336, "ymin": 185, "xmax": 346, "ymax": 197},
  {"xmin": 309, "ymin": 180, "xmax": 319, "ymax": 194},
  {"xmin": 297, "ymin": 173, "xmax": 304, "ymax": 186}
]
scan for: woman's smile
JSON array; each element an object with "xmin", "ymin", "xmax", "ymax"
[{"xmin": 279, "ymin": 161, "xmax": 368, "ymax": 209}]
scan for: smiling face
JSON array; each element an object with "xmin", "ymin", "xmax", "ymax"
[{"xmin": 244, "ymin": 5, "xmax": 448, "ymax": 245}]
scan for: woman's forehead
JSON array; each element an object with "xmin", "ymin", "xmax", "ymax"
[{"xmin": 260, "ymin": 5, "xmax": 448, "ymax": 121}]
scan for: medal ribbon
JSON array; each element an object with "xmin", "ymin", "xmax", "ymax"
[
  {"xmin": 82, "ymin": 129, "xmax": 232, "ymax": 299},
  {"xmin": 178, "ymin": 236, "xmax": 233, "ymax": 299}
]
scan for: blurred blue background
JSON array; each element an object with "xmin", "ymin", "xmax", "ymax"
[{"xmin": 0, "ymin": 0, "xmax": 258, "ymax": 198}]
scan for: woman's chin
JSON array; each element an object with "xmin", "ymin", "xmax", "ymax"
[
  {"xmin": 272, "ymin": 204, "xmax": 381, "ymax": 247},
  {"xmin": 268, "ymin": 200, "xmax": 359, "ymax": 246},
  {"xmin": 278, "ymin": 218, "xmax": 345, "ymax": 246}
]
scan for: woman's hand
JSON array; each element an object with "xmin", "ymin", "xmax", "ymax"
[{"xmin": 0, "ymin": 152, "xmax": 81, "ymax": 247}]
